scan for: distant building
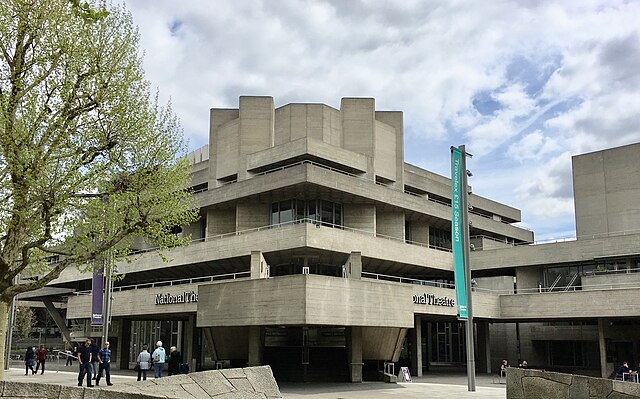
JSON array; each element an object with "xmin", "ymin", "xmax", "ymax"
[{"xmin": 21, "ymin": 97, "xmax": 640, "ymax": 381}]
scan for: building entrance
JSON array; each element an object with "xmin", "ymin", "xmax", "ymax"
[{"xmin": 262, "ymin": 326, "xmax": 348, "ymax": 382}]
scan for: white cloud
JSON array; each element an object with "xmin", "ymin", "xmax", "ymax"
[{"xmin": 123, "ymin": 0, "xmax": 640, "ymax": 238}]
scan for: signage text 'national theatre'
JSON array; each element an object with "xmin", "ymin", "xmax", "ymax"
[
  {"xmin": 155, "ymin": 290, "xmax": 198, "ymax": 305},
  {"xmin": 413, "ymin": 293, "xmax": 455, "ymax": 307}
]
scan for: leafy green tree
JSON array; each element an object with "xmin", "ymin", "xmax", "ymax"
[
  {"xmin": 0, "ymin": 0, "xmax": 198, "ymax": 377},
  {"xmin": 13, "ymin": 305, "xmax": 36, "ymax": 340}
]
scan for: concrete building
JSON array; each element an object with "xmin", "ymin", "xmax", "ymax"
[{"xmin": 19, "ymin": 97, "xmax": 640, "ymax": 382}]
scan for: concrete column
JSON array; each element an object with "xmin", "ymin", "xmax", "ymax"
[
  {"xmin": 476, "ymin": 321, "xmax": 492, "ymax": 373},
  {"xmin": 238, "ymin": 96, "xmax": 275, "ymax": 180},
  {"xmin": 42, "ymin": 299, "xmax": 73, "ymax": 344},
  {"xmin": 250, "ymin": 251, "xmax": 269, "ymax": 279},
  {"xmin": 341, "ymin": 98, "xmax": 375, "ymax": 179},
  {"xmin": 248, "ymin": 326, "xmax": 264, "ymax": 366},
  {"xmin": 119, "ymin": 319, "xmax": 132, "ymax": 370},
  {"xmin": 347, "ymin": 326, "xmax": 363, "ymax": 383},
  {"xmin": 410, "ymin": 315, "xmax": 423, "ymax": 377},
  {"xmin": 344, "ymin": 251, "xmax": 362, "ymax": 279},
  {"xmin": 598, "ymin": 318, "xmax": 608, "ymax": 378},
  {"xmin": 183, "ymin": 315, "xmax": 197, "ymax": 372}
]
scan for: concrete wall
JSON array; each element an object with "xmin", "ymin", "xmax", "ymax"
[
  {"xmin": 582, "ymin": 273, "xmax": 640, "ymax": 290},
  {"xmin": 374, "ymin": 121, "xmax": 397, "ymax": 182},
  {"xmin": 499, "ymin": 289, "xmax": 640, "ymax": 319},
  {"xmin": 197, "ymin": 274, "xmax": 414, "ymax": 328},
  {"xmin": 376, "ymin": 209, "xmax": 404, "ymax": 240},
  {"xmin": 236, "ymin": 201, "xmax": 269, "ymax": 231},
  {"xmin": 207, "ymin": 208, "xmax": 236, "ymax": 237},
  {"xmin": 0, "ymin": 368, "xmax": 281, "ymax": 399},
  {"xmin": 343, "ymin": 203, "xmax": 376, "ymax": 233},
  {"xmin": 67, "ymin": 282, "xmax": 202, "ymax": 319},
  {"xmin": 507, "ymin": 367, "xmax": 640, "ymax": 399},
  {"xmin": 573, "ymin": 143, "xmax": 640, "ymax": 238},
  {"xmin": 471, "ymin": 233, "xmax": 640, "ymax": 270}
]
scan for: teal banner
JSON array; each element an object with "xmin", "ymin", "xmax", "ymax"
[{"xmin": 451, "ymin": 147, "xmax": 468, "ymax": 319}]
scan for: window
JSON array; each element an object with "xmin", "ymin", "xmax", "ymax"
[{"xmin": 270, "ymin": 199, "xmax": 342, "ymax": 227}]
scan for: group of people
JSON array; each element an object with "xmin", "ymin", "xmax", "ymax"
[
  {"xmin": 75, "ymin": 338, "xmax": 113, "ymax": 387},
  {"xmin": 23, "ymin": 338, "xmax": 184, "ymax": 386},
  {"xmin": 23, "ymin": 344, "xmax": 48, "ymax": 375},
  {"xmin": 135, "ymin": 340, "xmax": 183, "ymax": 381}
]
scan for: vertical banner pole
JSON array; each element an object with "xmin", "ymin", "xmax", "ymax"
[{"xmin": 451, "ymin": 145, "xmax": 476, "ymax": 392}]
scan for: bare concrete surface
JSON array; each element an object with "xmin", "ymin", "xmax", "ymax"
[{"xmin": 3, "ymin": 367, "xmax": 505, "ymax": 398}]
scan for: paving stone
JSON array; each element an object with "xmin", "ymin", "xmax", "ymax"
[
  {"xmin": 243, "ymin": 367, "xmax": 281, "ymax": 398},
  {"xmin": 506, "ymin": 367, "xmax": 524, "ymax": 399},
  {"xmin": 522, "ymin": 376, "xmax": 569, "ymax": 399},
  {"xmin": 180, "ymin": 383, "xmax": 210, "ymax": 399},
  {"xmin": 228, "ymin": 378, "xmax": 254, "ymax": 392},
  {"xmin": 189, "ymin": 371, "xmax": 235, "ymax": 397},
  {"xmin": 613, "ymin": 380, "xmax": 640, "ymax": 397},
  {"xmin": 570, "ymin": 375, "xmax": 589, "ymax": 399},
  {"xmin": 59, "ymin": 386, "xmax": 84, "ymax": 399},
  {"xmin": 221, "ymin": 369, "xmax": 246, "ymax": 380},
  {"xmin": 3, "ymin": 381, "xmax": 61, "ymax": 397},
  {"xmin": 588, "ymin": 377, "xmax": 613, "ymax": 398}
]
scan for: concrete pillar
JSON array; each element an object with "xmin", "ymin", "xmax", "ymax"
[
  {"xmin": 344, "ymin": 252, "xmax": 362, "ymax": 279},
  {"xmin": 341, "ymin": 98, "xmax": 375, "ymax": 179},
  {"xmin": 599, "ymin": 318, "xmax": 608, "ymax": 378},
  {"xmin": 183, "ymin": 315, "xmax": 198, "ymax": 372},
  {"xmin": 410, "ymin": 315, "xmax": 423, "ymax": 377},
  {"xmin": 248, "ymin": 326, "xmax": 264, "ymax": 366},
  {"xmin": 476, "ymin": 321, "xmax": 492, "ymax": 373},
  {"xmin": 347, "ymin": 326, "xmax": 363, "ymax": 383},
  {"xmin": 238, "ymin": 96, "xmax": 275, "ymax": 180},
  {"xmin": 209, "ymin": 108, "xmax": 240, "ymax": 188},
  {"xmin": 119, "ymin": 319, "xmax": 132, "ymax": 370},
  {"xmin": 250, "ymin": 251, "xmax": 269, "ymax": 279}
]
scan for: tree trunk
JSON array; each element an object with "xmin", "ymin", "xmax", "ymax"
[{"xmin": 0, "ymin": 301, "xmax": 9, "ymax": 380}]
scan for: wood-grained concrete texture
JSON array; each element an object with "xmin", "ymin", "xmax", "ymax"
[
  {"xmin": 53, "ymin": 222, "xmax": 454, "ymax": 285},
  {"xmin": 0, "ymin": 367, "xmax": 281, "ymax": 399},
  {"xmin": 471, "ymin": 232, "xmax": 640, "ymax": 270},
  {"xmin": 197, "ymin": 274, "xmax": 414, "ymax": 328},
  {"xmin": 507, "ymin": 367, "xmax": 640, "ymax": 399},
  {"xmin": 573, "ymin": 142, "xmax": 640, "ymax": 238}
]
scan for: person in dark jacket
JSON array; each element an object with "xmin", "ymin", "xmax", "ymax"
[
  {"xmin": 77, "ymin": 339, "xmax": 94, "ymax": 387},
  {"xmin": 24, "ymin": 347, "xmax": 36, "ymax": 375},
  {"xmin": 35, "ymin": 344, "xmax": 47, "ymax": 374},
  {"xmin": 90, "ymin": 339, "xmax": 99, "ymax": 380},
  {"xmin": 167, "ymin": 346, "xmax": 183, "ymax": 376}
]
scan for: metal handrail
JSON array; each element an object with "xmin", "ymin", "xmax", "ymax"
[{"xmin": 74, "ymin": 271, "xmax": 250, "ymax": 295}]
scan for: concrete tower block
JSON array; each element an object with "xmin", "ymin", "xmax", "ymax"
[
  {"xmin": 239, "ymin": 96, "xmax": 275, "ymax": 180},
  {"xmin": 209, "ymin": 108, "xmax": 240, "ymax": 188},
  {"xmin": 375, "ymin": 111, "xmax": 404, "ymax": 187},
  {"xmin": 341, "ymin": 98, "xmax": 375, "ymax": 178}
]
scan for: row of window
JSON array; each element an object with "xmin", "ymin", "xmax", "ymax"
[{"xmin": 271, "ymin": 199, "xmax": 342, "ymax": 226}]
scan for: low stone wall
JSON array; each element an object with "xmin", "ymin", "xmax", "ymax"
[
  {"xmin": 0, "ymin": 366, "xmax": 281, "ymax": 399},
  {"xmin": 507, "ymin": 367, "xmax": 640, "ymax": 399}
]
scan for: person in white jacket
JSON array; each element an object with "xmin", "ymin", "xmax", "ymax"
[
  {"xmin": 151, "ymin": 341, "xmax": 166, "ymax": 379},
  {"xmin": 136, "ymin": 344, "xmax": 151, "ymax": 381}
]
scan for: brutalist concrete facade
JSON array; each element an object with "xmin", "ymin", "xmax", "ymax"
[{"xmin": 24, "ymin": 97, "xmax": 640, "ymax": 382}]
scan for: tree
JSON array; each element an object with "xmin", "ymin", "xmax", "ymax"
[
  {"xmin": 13, "ymin": 305, "xmax": 36, "ymax": 341},
  {"xmin": 0, "ymin": 0, "xmax": 198, "ymax": 377}
]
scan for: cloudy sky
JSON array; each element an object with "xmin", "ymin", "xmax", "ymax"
[{"xmin": 125, "ymin": 0, "xmax": 640, "ymax": 242}]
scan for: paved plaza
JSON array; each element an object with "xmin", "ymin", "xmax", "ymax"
[{"xmin": 3, "ymin": 365, "xmax": 506, "ymax": 399}]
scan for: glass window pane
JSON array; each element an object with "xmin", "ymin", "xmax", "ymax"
[
  {"xmin": 307, "ymin": 200, "xmax": 317, "ymax": 221},
  {"xmin": 296, "ymin": 200, "xmax": 305, "ymax": 220},
  {"xmin": 271, "ymin": 203, "xmax": 279, "ymax": 225},
  {"xmin": 321, "ymin": 201, "xmax": 333, "ymax": 225},
  {"xmin": 280, "ymin": 200, "xmax": 294, "ymax": 224}
]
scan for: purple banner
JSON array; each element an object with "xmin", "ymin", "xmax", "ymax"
[{"xmin": 91, "ymin": 266, "xmax": 104, "ymax": 326}]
